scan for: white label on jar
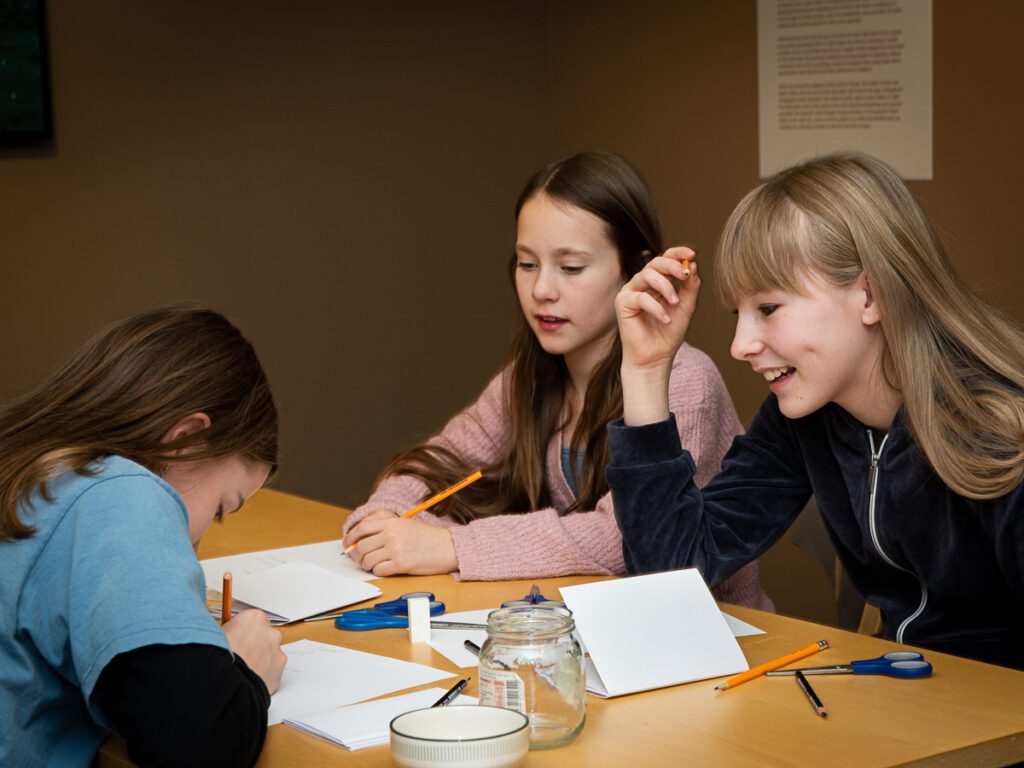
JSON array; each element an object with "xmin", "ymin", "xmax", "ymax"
[{"xmin": 478, "ymin": 668, "xmax": 525, "ymax": 714}]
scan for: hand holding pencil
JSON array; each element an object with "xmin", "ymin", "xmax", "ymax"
[{"xmin": 343, "ymin": 470, "xmax": 483, "ymax": 575}]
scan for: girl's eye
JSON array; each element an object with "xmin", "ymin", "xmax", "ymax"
[
  {"xmin": 561, "ymin": 265, "xmax": 583, "ymax": 275},
  {"xmin": 758, "ymin": 304, "xmax": 779, "ymax": 316},
  {"xmin": 516, "ymin": 261, "xmax": 537, "ymax": 271}
]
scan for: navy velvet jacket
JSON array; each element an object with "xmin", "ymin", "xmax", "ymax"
[{"xmin": 606, "ymin": 395, "xmax": 1024, "ymax": 669}]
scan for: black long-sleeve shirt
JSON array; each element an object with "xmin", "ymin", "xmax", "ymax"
[{"xmin": 92, "ymin": 644, "xmax": 269, "ymax": 767}]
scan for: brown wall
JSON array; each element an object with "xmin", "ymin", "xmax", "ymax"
[
  {"xmin": 1, "ymin": 1, "xmax": 551, "ymax": 510},
  {"xmin": 3, "ymin": 1, "xmax": 1022, "ymax": 626}
]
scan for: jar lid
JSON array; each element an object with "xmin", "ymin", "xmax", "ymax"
[{"xmin": 485, "ymin": 606, "xmax": 575, "ymax": 638}]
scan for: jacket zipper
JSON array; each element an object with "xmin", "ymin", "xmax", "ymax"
[{"xmin": 866, "ymin": 430, "xmax": 928, "ymax": 644}]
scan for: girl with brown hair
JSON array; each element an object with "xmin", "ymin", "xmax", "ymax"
[
  {"xmin": 610, "ymin": 151, "xmax": 1024, "ymax": 668},
  {"xmin": 343, "ymin": 152, "xmax": 772, "ymax": 611},
  {"xmin": 0, "ymin": 305, "xmax": 285, "ymax": 767}
]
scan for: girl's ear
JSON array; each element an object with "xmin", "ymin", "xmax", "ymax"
[
  {"xmin": 161, "ymin": 412, "xmax": 212, "ymax": 445},
  {"xmin": 857, "ymin": 271, "xmax": 882, "ymax": 327}
]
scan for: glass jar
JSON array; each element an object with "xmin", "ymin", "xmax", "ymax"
[{"xmin": 477, "ymin": 606, "xmax": 586, "ymax": 749}]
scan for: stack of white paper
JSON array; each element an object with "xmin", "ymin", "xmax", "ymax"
[
  {"xmin": 561, "ymin": 569, "xmax": 750, "ymax": 698},
  {"xmin": 209, "ymin": 562, "xmax": 381, "ymax": 624},
  {"xmin": 269, "ymin": 640, "xmax": 455, "ymax": 725},
  {"xmin": 285, "ymin": 688, "xmax": 479, "ymax": 750}
]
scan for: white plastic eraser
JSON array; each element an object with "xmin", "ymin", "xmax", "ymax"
[{"xmin": 407, "ymin": 596, "xmax": 430, "ymax": 644}]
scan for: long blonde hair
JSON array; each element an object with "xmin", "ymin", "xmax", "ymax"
[
  {"xmin": 377, "ymin": 152, "xmax": 662, "ymax": 521},
  {"xmin": 0, "ymin": 305, "xmax": 278, "ymax": 541},
  {"xmin": 715, "ymin": 151, "xmax": 1024, "ymax": 499}
]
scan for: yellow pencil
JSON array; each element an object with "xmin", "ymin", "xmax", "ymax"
[
  {"xmin": 344, "ymin": 470, "xmax": 483, "ymax": 555},
  {"xmin": 220, "ymin": 572, "xmax": 233, "ymax": 626},
  {"xmin": 714, "ymin": 639, "xmax": 829, "ymax": 691},
  {"xmin": 681, "ymin": 257, "xmax": 691, "ymax": 277}
]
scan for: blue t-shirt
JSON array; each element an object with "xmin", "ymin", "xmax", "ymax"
[{"xmin": 0, "ymin": 456, "xmax": 231, "ymax": 767}]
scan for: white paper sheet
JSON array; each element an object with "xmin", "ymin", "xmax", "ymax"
[
  {"xmin": 220, "ymin": 562, "xmax": 380, "ymax": 624},
  {"xmin": 425, "ymin": 609, "xmax": 491, "ymax": 667},
  {"xmin": 561, "ymin": 570, "xmax": 749, "ymax": 698},
  {"xmin": 268, "ymin": 639, "xmax": 453, "ymax": 725},
  {"xmin": 201, "ymin": 539, "xmax": 375, "ymax": 594},
  {"xmin": 721, "ymin": 612, "xmax": 766, "ymax": 638},
  {"xmin": 284, "ymin": 688, "xmax": 479, "ymax": 750}
]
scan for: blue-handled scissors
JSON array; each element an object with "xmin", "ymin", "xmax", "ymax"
[
  {"xmin": 313, "ymin": 591, "xmax": 445, "ymax": 624},
  {"xmin": 766, "ymin": 651, "xmax": 932, "ymax": 679},
  {"xmin": 501, "ymin": 584, "xmax": 565, "ymax": 609}
]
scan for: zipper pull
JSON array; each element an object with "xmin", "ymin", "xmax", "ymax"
[{"xmin": 866, "ymin": 429, "xmax": 879, "ymax": 493}]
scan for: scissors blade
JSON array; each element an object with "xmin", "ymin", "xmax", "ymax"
[{"xmin": 766, "ymin": 665, "xmax": 853, "ymax": 676}]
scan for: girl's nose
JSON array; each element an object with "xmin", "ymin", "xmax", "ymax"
[
  {"xmin": 730, "ymin": 315, "xmax": 764, "ymax": 360},
  {"xmin": 532, "ymin": 267, "xmax": 558, "ymax": 301}
]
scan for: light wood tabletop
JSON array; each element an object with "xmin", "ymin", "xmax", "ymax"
[{"xmin": 99, "ymin": 488, "xmax": 1024, "ymax": 768}]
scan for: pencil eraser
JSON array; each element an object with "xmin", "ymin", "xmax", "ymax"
[{"xmin": 408, "ymin": 596, "xmax": 430, "ymax": 644}]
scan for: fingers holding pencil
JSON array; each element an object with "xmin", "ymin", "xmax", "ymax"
[{"xmin": 343, "ymin": 470, "xmax": 483, "ymax": 556}]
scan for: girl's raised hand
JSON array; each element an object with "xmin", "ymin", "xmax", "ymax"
[
  {"xmin": 615, "ymin": 247, "xmax": 699, "ymax": 426},
  {"xmin": 615, "ymin": 247, "xmax": 699, "ymax": 370}
]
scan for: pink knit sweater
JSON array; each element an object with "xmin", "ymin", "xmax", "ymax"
[{"xmin": 345, "ymin": 343, "xmax": 774, "ymax": 611}]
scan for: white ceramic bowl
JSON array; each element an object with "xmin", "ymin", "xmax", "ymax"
[{"xmin": 390, "ymin": 705, "xmax": 530, "ymax": 768}]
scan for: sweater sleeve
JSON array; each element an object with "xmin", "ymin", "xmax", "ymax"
[
  {"xmin": 608, "ymin": 395, "xmax": 812, "ymax": 587},
  {"xmin": 451, "ymin": 346, "xmax": 775, "ymax": 611},
  {"xmin": 451, "ymin": 346, "xmax": 743, "ymax": 581},
  {"xmin": 667, "ymin": 346, "xmax": 775, "ymax": 611},
  {"xmin": 343, "ymin": 369, "xmax": 513, "ymax": 535}
]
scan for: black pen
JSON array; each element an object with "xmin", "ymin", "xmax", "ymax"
[
  {"xmin": 464, "ymin": 640, "xmax": 481, "ymax": 657},
  {"xmin": 432, "ymin": 677, "xmax": 470, "ymax": 707},
  {"xmin": 795, "ymin": 670, "xmax": 827, "ymax": 718}
]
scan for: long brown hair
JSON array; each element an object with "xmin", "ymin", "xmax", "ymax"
[
  {"xmin": 0, "ymin": 304, "xmax": 278, "ymax": 541},
  {"xmin": 715, "ymin": 151, "xmax": 1024, "ymax": 499},
  {"xmin": 380, "ymin": 152, "xmax": 663, "ymax": 522}
]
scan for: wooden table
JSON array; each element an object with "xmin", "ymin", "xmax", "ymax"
[{"xmin": 100, "ymin": 489, "xmax": 1024, "ymax": 767}]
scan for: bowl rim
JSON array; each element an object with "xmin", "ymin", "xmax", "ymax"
[{"xmin": 390, "ymin": 705, "xmax": 530, "ymax": 743}]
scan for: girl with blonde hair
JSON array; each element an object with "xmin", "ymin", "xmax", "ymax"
[
  {"xmin": 0, "ymin": 305, "xmax": 284, "ymax": 767},
  {"xmin": 344, "ymin": 152, "xmax": 772, "ymax": 611},
  {"xmin": 610, "ymin": 151, "xmax": 1024, "ymax": 668}
]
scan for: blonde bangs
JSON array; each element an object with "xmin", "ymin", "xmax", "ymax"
[{"xmin": 714, "ymin": 187, "xmax": 817, "ymax": 308}]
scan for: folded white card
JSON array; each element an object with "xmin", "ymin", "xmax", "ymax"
[
  {"xmin": 223, "ymin": 562, "xmax": 380, "ymax": 624},
  {"xmin": 561, "ymin": 569, "xmax": 749, "ymax": 698}
]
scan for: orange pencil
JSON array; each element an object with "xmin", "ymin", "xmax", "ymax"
[
  {"xmin": 344, "ymin": 470, "xmax": 483, "ymax": 555},
  {"xmin": 220, "ymin": 572, "xmax": 233, "ymax": 626},
  {"xmin": 681, "ymin": 258, "xmax": 691, "ymax": 278},
  {"xmin": 714, "ymin": 639, "xmax": 828, "ymax": 691}
]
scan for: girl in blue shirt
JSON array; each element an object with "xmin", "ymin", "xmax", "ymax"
[{"xmin": 0, "ymin": 305, "xmax": 284, "ymax": 767}]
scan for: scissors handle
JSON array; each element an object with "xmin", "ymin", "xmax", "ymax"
[
  {"xmin": 334, "ymin": 614, "xmax": 488, "ymax": 631},
  {"xmin": 851, "ymin": 652, "xmax": 932, "ymax": 678},
  {"xmin": 334, "ymin": 612, "xmax": 408, "ymax": 630}
]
